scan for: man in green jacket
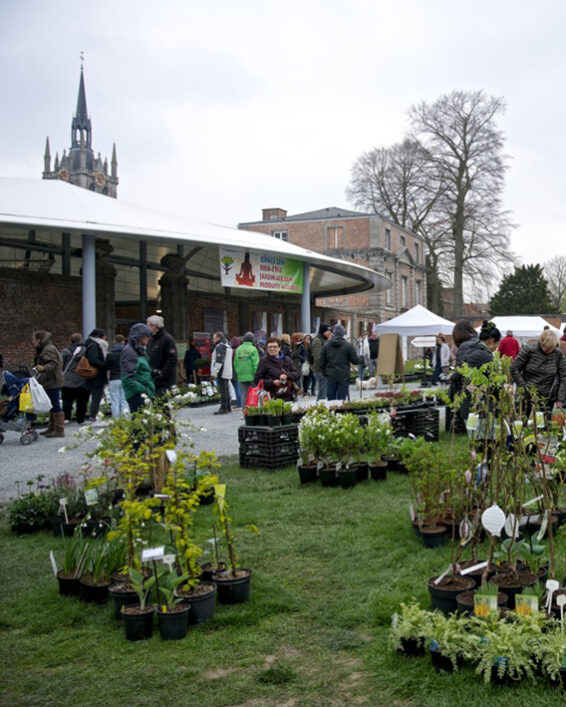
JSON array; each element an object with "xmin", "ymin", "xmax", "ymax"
[{"xmin": 233, "ymin": 332, "xmax": 260, "ymax": 407}]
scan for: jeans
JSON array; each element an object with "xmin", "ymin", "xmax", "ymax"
[
  {"xmin": 45, "ymin": 387, "xmax": 63, "ymax": 413},
  {"xmin": 357, "ymin": 363, "xmax": 366, "ymax": 381},
  {"xmin": 109, "ymin": 379, "xmax": 128, "ymax": 418},
  {"xmin": 88, "ymin": 386, "xmax": 106, "ymax": 420},
  {"xmin": 231, "ymin": 377, "xmax": 242, "ymax": 407},
  {"xmin": 366, "ymin": 358, "xmax": 378, "ymax": 379},
  {"xmin": 431, "ymin": 360, "xmax": 442, "ymax": 384},
  {"xmin": 240, "ymin": 381, "xmax": 252, "ymax": 408},
  {"xmin": 326, "ymin": 379, "xmax": 349, "ymax": 401},
  {"xmin": 313, "ymin": 370, "xmax": 327, "ymax": 401}
]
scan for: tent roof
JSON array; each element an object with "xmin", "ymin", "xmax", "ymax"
[
  {"xmin": 483, "ymin": 316, "xmax": 560, "ymax": 337},
  {"xmin": 375, "ymin": 304, "xmax": 455, "ymax": 336},
  {"xmin": 0, "ymin": 177, "xmax": 390, "ymax": 297}
]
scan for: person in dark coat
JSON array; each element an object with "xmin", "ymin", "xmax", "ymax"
[
  {"xmin": 511, "ymin": 329, "xmax": 566, "ymax": 414},
  {"xmin": 311, "ymin": 323, "xmax": 332, "ymax": 400},
  {"xmin": 295, "ymin": 334, "xmax": 315, "ymax": 395},
  {"xmin": 183, "ymin": 343, "xmax": 200, "ymax": 384},
  {"xmin": 253, "ymin": 337, "xmax": 300, "ymax": 401},
  {"xmin": 320, "ymin": 324, "xmax": 358, "ymax": 401},
  {"xmin": 61, "ymin": 332, "xmax": 90, "ymax": 424},
  {"xmin": 84, "ymin": 328, "xmax": 109, "ymax": 422},
  {"xmin": 32, "ymin": 329, "xmax": 64, "ymax": 437},
  {"xmin": 105, "ymin": 334, "xmax": 128, "ymax": 418},
  {"xmin": 146, "ymin": 315, "xmax": 178, "ymax": 396}
]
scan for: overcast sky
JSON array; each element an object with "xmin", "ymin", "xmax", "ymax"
[{"xmin": 1, "ymin": 0, "xmax": 564, "ymax": 286}]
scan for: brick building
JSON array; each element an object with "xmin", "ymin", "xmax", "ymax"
[{"xmin": 239, "ymin": 206, "xmax": 426, "ymax": 336}]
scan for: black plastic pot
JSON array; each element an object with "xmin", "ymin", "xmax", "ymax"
[
  {"xmin": 421, "ymin": 526, "xmax": 448, "ymax": 549},
  {"xmin": 428, "ymin": 576, "xmax": 475, "ymax": 615},
  {"xmin": 429, "ymin": 647, "xmax": 462, "ymax": 672},
  {"xmin": 175, "ymin": 583, "xmax": 216, "ymax": 625},
  {"xmin": 109, "ymin": 583, "xmax": 139, "ymax": 620},
  {"xmin": 369, "ymin": 461, "xmax": 387, "ymax": 481},
  {"xmin": 122, "ymin": 605, "xmax": 154, "ymax": 641},
  {"xmin": 213, "ymin": 569, "xmax": 252, "ymax": 604},
  {"xmin": 399, "ymin": 637, "xmax": 425, "ymax": 656},
  {"xmin": 320, "ymin": 467, "xmax": 338, "ymax": 487},
  {"xmin": 79, "ymin": 577, "xmax": 110, "ymax": 604},
  {"xmin": 492, "ymin": 571, "xmax": 537, "ymax": 610},
  {"xmin": 199, "ymin": 561, "xmax": 227, "ymax": 582},
  {"xmin": 297, "ymin": 464, "xmax": 317, "ymax": 484},
  {"xmin": 353, "ymin": 461, "xmax": 369, "ymax": 482},
  {"xmin": 455, "ymin": 589, "xmax": 508, "ymax": 617},
  {"xmin": 338, "ymin": 469, "xmax": 357, "ymax": 489},
  {"xmin": 57, "ymin": 570, "xmax": 80, "ymax": 596},
  {"xmin": 156, "ymin": 605, "xmax": 190, "ymax": 640},
  {"xmin": 281, "ymin": 414, "xmax": 293, "ymax": 425},
  {"xmin": 244, "ymin": 415, "xmax": 257, "ymax": 426}
]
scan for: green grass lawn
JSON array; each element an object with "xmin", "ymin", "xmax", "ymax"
[{"xmin": 1, "ymin": 437, "xmax": 566, "ymax": 707}]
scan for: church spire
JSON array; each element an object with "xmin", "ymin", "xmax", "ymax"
[
  {"xmin": 43, "ymin": 136, "xmax": 51, "ymax": 174},
  {"xmin": 71, "ymin": 63, "xmax": 92, "ymax": 148}
]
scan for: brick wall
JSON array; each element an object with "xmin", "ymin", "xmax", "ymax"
[{"xmin": 0, "ymin": 267, "xmax": 82, "ymax": 369}]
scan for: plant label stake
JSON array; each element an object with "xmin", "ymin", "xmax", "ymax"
[
  {"xmin": 557, "ymin": 594, "xmax": 566, "ymax": 632},
  {"xmin": 504, "ymin": 513, "xmax": 520, "ymax": 540},
  {"xmin": 84, "ymin": 488, "xmax": 98, "ymax": 506},
  {"xmin": 163, "ymin": 554, "xmax": 175, "ymax": 571},
  {"xmin": 460, "ymin": 561, "xmax": 488, "ymax": 576},
  {"xmin": 142, "ymin": 546, "xmax": 165, "ymax": 562},
  {"xmin": 59, "ymin": 497, "xmax": 69, "ymax": 524},
  {"xmin": 536, "ymin": 511, "xmax": 549, "ymax": 542},
  {"xmin": 434, "ymin": 566, "xmax": 452, "ymax": 585},
  {"xmin": 546, "ymin": 579, "xmax": 560, "ymax": 614},
  {"xmin": 481, "ymin": 504, "xmax": 505, "ymax": 537},
  {"xmin": 523, "ymin": 495, "xmax": 544, "ymax": 508},
  {"xmin": 49, "ymin": 550, "xmax": 58, "ymax": 577},
  {"xmin": 166, "ymin": 449, "xmax": 177, "ymax": 463}
]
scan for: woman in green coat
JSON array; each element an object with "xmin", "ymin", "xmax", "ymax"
[{"xmin": 233, "ymin": 332, "xmax": 260, "ymax": 407}]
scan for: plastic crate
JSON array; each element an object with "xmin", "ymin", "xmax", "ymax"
[
  {"xmin": 239, "ymin": 450, "xmax": 298, "ymax": 470},
  {"xmin": 238, "ymin": 424, "xmax": 298, "ymax": 444}
]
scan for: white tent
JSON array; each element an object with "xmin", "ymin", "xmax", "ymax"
[
  {"xmin": 483, "ymin": 316, "xmax": 560, "ymax": 338},
  {"xmin": 375, "ymin": 304, "xmax": 455, "ymax": 336}
]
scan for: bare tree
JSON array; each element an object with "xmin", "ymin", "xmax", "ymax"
[
  {"xmin": 409, "ymin": 90, "xmax": 512, "ymax": 317},
  {"xmin": 543, "ymin": 255, "xmax": 566, "ymax": 310},
  {"xmin": 347, "ymin": 90, "xmax": 514, "ymax": 318}
]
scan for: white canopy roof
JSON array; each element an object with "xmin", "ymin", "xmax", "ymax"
[
  {"xmin": 0, "ymin": 177, "xmax": 390, "ymax": 297},
  {"xmin": 482, "ymin": 316, "xmax": 560, "ymax": 337},
  {"xmin": 375, "ymin": 304, "xmax": 455, "ymax": 336}
]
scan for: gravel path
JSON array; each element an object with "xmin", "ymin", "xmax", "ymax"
[{"xmin": 0, "ymin": 382, "xmax": 439, "ymax": 501}]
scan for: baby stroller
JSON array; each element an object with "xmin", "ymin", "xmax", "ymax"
[{"xmin": 0, "ymin": 371, "xmax": 40, "ymax": 445}]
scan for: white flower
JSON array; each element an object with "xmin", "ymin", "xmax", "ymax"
[{"xmin": 58, "ymin": 446, "xmax": 67, "ymax": 454}]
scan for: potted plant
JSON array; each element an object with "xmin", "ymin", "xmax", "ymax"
[
  {"xmin": 121, "ymin": 567, "xmax": 156, "ymax": 641},
  {"xmin": 534, "ymin": 631, "xmax": 566, "ymax": 689},
  {"xmin": 154, "ymin": 565, "xmax": 191, "ymax": 640},
  {"xmin": 460, "ymin": 581, "xmax": 508, "ymax": 618},
  {"xmin": 365, "ymin": 412, "xmax": 393, "ymax": 480},
  {"xmin": 335, "ymin": 413, "xmax": 364, "ymax": 488},
  {"xmin": 282, "ymin": 402, "xmax": 293, "ymax": 426},
  {"xmin": 406, "ymin": 442, "xmax": 449, "ymax": 547},
  {"xmin": 475, "ymin": 614, "xmax": 538, "ymax": 684},
  {"xmin": 426, "ymin": 610, "xmax": 478, "ymax": 671},
  {"xmin": 79, "ymin": 539, "xmax": 123, "ymax": 604},
  {"xmin": 56, "ymin": 526, "xmax": 90, "ymax": 596},
  {"xmin": 388, "ymin": 602, "xmax": 433, "ymax": 656},
  {"xmin": 212, "ymin": 483, "xmax": 258, "ymax": 603}
]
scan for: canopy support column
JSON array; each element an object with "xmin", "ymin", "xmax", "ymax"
[
  {"xmin": 82, "ymin": 233, "xmax": 96, "ymax": 339},
  {"xmin": 301, "ymin": 262, "xmax": 311, "ymax": 333}
]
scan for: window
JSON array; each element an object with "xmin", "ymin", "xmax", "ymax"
[
  {"xmin": 272, "ymin": 230, "xmax": 288, "ymax": 241},
  {"xmin": 400, "ymin": 235, "xmax": 406, "ymax": 248},
  {"xmin": 327, "ymin": 226, "xmax": 344, "ymax": 249},
  {"xmin": 401, "ymin": 276, "xmax": 408, "ymax": 308},
  {"xmin": 416, "ymin": 280, "xmax": 421, "ymax": 305},
  {"xmin": 203, "ymin": 307, "xmax": 227, "ymax": 333},
  {"xmin": 384, "ymin": 228, "xmax": 391, "ymax": 250},
  {"xmin": 414, "ymin": 242, "xmax": 419, "ymax": 263},
  {"xmin": 385, "ymin": 271, "xmax": 393, "ymax": 305}
]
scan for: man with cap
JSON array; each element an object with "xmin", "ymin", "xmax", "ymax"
[
  {"xmin": 311, "ymin": 323, "xmax": 333, "ymax": 400},
  {"xmin": 498, "ymin": 330, "xmax": 520, "ymax": 360},
  {"xmin": 320, "ymin": 324, "xmax": 359, "ymax": 401}
]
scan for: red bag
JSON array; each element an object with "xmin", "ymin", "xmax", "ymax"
[{"xmin": 245, "ymin": 381, "xmax": 271, "ymax": 408}]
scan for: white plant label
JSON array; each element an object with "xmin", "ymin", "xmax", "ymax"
[
  {"xmin": 536, "ymin": 512, "xmax": 549, "ymax": 541},
  {"xmin": 536, "ymin": 411, "xmax": 545, "ymax": 428},
  {"xmin": 59, "ymin": 497, "xmax": 69, "ymax": 524},
  {"xmin": 162, "ymin": 554, "xmax": 175, "ymax": 571},
  {"xmin": 84, "ymin": 488, "xmax": 98, "ymax": 506},
  {"xmin": 409, "ymin": 504, "xmax": 415, "ymax": 522},
  {"xmin": 524, "ymin": 495, "xmax": 544, "ymax": 508},
  {"xmin": 166, "ymin": 449, "xmax": 177, "ymax": 463},
  {"xmin": 391, "ymin": 612, "xmax": 398, "ymax": 629},
  {"xmin": 49, "ymin": 550, "xmax": 58, "ymax": 577},
  {"xmin": 504, "ymin": 513, "xmax": 520, "ymax": 539},
  {"xmin": 481, "ymin": 504, "xmax": 505, "ymax": 537},
  {"xmin": 141, "ymin": 545, "xmax": 165, "ymax": 562},
  {"xmin": 556, "ymin": 594, "xmax": 566, "ymax": 632},
  {"xmin": 546, "ymin": 579, "xmax": 560, "ymax": 613},
  {"xmin": 460, "ymin": 561, "xmax": 488, "ymax": 576},
  {"xmin": 433, "ymin": 566, "xmax": 452, "ymax": 585},
  {"xmin": 153, "ymin": 493, "xmax": 169, "ymax": 499},
  {"xmin": 466, "ymin": 413, "xmax": 479, "ymax": 430},
  {"xmin": 459, "ymin": 518, "xmax": 472, "ymax": 546}
]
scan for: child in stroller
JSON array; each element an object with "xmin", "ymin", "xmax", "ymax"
[{"xmin": 0, "ymin": 371, "xmax": 40, "ymax": 445}]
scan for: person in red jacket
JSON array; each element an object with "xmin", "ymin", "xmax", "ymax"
[{"xmin": 498, "ymin": 330, "xmax": 520, "ymax": 359}]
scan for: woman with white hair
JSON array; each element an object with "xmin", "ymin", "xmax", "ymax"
[
  {"xmin": 511, "ymin": 329, "xmax": 566, "ymax": 414},
  {"xmin": 146, "ymin": 314, "xmax": 178, "ymax": 396}
]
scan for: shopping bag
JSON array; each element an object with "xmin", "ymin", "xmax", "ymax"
[
  {"xmin": 245, "ymin": 380, "xmax": 271, "ymax": 408},
  {"xmin": 75, "ymin": 355, "xmax": 98, "ymax": 379},
  {"xmin": 301, "ymin": 361, "xmax": 310, "ymax": 376},
  {"xmin": 29, "ymin": 377, "xmax": 53, "ymax": 413},
  {"xmin": 18, "ymin": 382, "xmax": 34, "ymax": 413}
]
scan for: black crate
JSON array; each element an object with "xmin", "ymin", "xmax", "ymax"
[
  {"xmin": 239, "ymin": 441, "xmax": 299, "ymax": 459},
  {"xmin": 238, "ymin": 424, "xmax": 298, "ymax": 444},
  {"xmin": 239, "ymin": 450, "xmax": 298, "ymax": 470}
]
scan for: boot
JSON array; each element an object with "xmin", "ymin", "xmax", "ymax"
[
  {"xmin": 39, "ymin": 411, "xmax": 54, "ymax": 436},
  {"xmin": 45, "ymin": 411, "xmax": 65, "ymax": 438}
]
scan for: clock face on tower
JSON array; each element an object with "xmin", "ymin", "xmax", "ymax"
[
  {"xmin": 95, "ymin": 171, "xmax": 106, "ymax": 187},
  {"xmin": 59, "ymin": 168, "xmax": 69, "ymax": 181}
]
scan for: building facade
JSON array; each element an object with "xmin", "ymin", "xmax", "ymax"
[
  {"xmin": 239, "ymin": 207, "xmax": 427, "ymax": 335},
  {"xmin": 42, "ymin": 67, "xmax": 118, "ymax": 198}
]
